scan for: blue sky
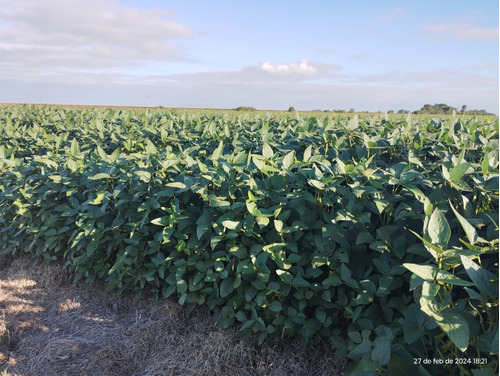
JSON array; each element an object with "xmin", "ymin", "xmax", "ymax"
[{"xmin": 0, "ymin": 0, "xmax": 498, "ymax": 113}]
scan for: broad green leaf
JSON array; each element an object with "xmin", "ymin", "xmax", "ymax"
[
  {"xmin": 436, "ymin": 308, "xmax": 469, "ymax": 351},
  {"xmin": 263, "ymin": 243, "xmax": 287, "ymax": 253},
  {"xmin": 450, "ymin": 179, "xmax": 473, "ymax": 192},
  {"xmin": 251, "ymin": 278, "xmax": 266, "ymax": 290},
  {"xmin": 252, "ymin": 157, "xmax": 265, "ymax": 171},
  {"xmin": 363, "ymin": 133, "xmax": 375, "ymax": 148},
  {"xmin": 276, "ymin": 269, "xmax": 293, "ymax": 284},
  {"xmin": 286, "ymin": 253, "xmax": 303, "ymax": 264},
  {"xmin": 348, "ymin": 330, "xmax": 362, "ymax": 344},
  {"xmin": 347, "ymin": 340, "xmax": 372, "ymax": 359},
  {"xmin": 89, "ymin": 172, "xmax": 112, "ymax": 180},
  {"xmin": 333, "ymin": 249, "xmax": 349, "ymax": 263},
  {"xmin": 274, "ymin": 219, "xmax": 283, "ymax": 232},
  {"xmin": 373, "ymin": 258, "xmax": 390, "ymax": 275},
  {"xmin": 303, "ymin": 145, "xmax": 312, "ymax": 161},
  {"xmin": 460, "ymin": 255, "xmax": 498, "ymax": 296},
  {"xmin": 442, "ymin": 165, "xmax": 450, "ymax": 181},
  {"xmin": 210, "ymin": 235, "xmax": 223, "ymax": 250},
  {"xmin": 96, "ymin": 145, "xmax": 108, "ymax": 160},
  {"xmin": 403, "ymin": 263, "xmax": 437, "ymax": 281},
  {"xmin": 89, "ymin": 192, "xmax": 106, "ymax": 205},
  {"xmin": 308, "ymin": 179, "xmax": 324, "ymax": 190},
  {"xmin": 347, "ymin": 115, "xmax": 359, "ymax": 131},
  {"xmin": 165, "ymin": 181, "xmax": 187, "ymax": 189},
  {"xmin": 449, "ymin": 162, "xmax": 471, "ymax": 182},
  {"xmin": 419, "ymin": 281, "xmax": 441, "ymax": 318},
  {"xmin": 177, "ymin": 279, "xmax": 187, "ymax": 294},
  {"xmin": 344, "ymin": 164, "xmax": 355, "ymax": 174},
  {"xmin": 404, "ymin": 184, "xmax": 426, "ymax": 202},
  {"xmin": 463, "ymin": 287, "xmax": 484, "ymax": 301},
  {"xmin": 211, "ymin": 140, "xmax": 224, "ymax": 160},
  {"xmin": 421, "ymin": 280, "xmax": 440, "ymax": 300},
  {"xmin": 455, "ymin": 148, "xmax": 466, "ymax": 166},
  {"xmin": 70, "ymin": 138, "xmax": 79, "ymax": 156},
  {"xmin": 256, "ymin": 216, "xmax": 269, "ymax": 227},
  {"xmin": 229, "ymin": 245, "xmax": 247, "ymax": 259},
  {"xmin": 424, "ymin": 197, "xmax": 433, "ymax": 216},
  {"xmin": 232, "ymin": 150, "xmax": 247, "ymax": 165},
  {"xmin": 427, "ymin": 208, "xmax": 451, "ymax": 248},
  {"xmin": 461, "ymin": 195, "xmax": 473, "ymax": 217},
  {"xmin": 262, "ymin": 143, "xmax": 273, "ymax": 159},
  {"xmin": 135, "ymin": 170, "xmax": 152, "ymax": 182},
  {"xmin": 45, "ymin": 228, "xmax": 58, "ymax": 237},
  {"xmin": 292, "ymin": 276, "xmax": 309, "ymax": 288},
  {"xmin": 196, "ymin": 211, "xmax": 212, "ymax": 239},
  {"xmin": 356, "ymin": 232, "xmax": 375, "ymax": 245},
  {"xmin": 435, "ymin": 270, "xmax": 474, "ymax": 286},
  {"xmin": 402, "ymin": 304, "xmax": 425, "ymax": 343},
  {"xmin": 151, "ymin": 216, "xmax": 169, "ymax": 226},
  {"xmin": 246, "ymin": 201, "xmax": 260, "ymax": 216},
  {"xmin": 145, "ymin": 139, "xmax": 158, "ymax": 154},
  {"xmin": 409, "ymin": 229, "xmax": 443, "ymax": 259},
  {"xmin": 449, "ymin": 200, "xmax": 477, "ymax": 245},
  {"xmin": 481, "ymin": 153, "xmax": 490, "ymax": 174},
  {"xmin": 340, "ymin": 263, "xmax": 351, "ymax": 282},
  {"xmin": 178, "ymin": 293, "xmax": 187, "ymax": 305},
  {"xmin": 282, "ymin": 150, "xmax": 295, "ymax": 169},
  {"xmin": 269, "ymin": 300, "xmax": 283, "ymax": 312},
  {"xmin": 220, "ymin": 277, "xmax": 234, "ymax": 297},
  {"xmin": 484, "ymin": 176, "xmax": 499, "ymax": 191},
  {"xmin": 336, "ymin": 158, "xmax": 345, "ymax": 173},
  {"xmin": 408, "ymin": 149, "xmax": 424, "ymax": 168},
  {"xmin": 222, "ymin": 220, "xmax": 240, "ymax": 230},
  {"xmin": 373, "ymin": 199, "xmax": 388, "ymax": 215},
  {"xmin": 315, "ymin": 306, "xmax": 327, "ymax": 323},
  {"xmin": 248, "ymin": 190, "xmax": 257, "ymax": 201},
  {"xmin": 371, "ymin": 326, "xmax": 394, "ymax": 366}
]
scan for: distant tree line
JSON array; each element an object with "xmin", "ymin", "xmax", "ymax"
[
  {"xmin": 233, "ymin": 104, "xmax": 495, "ymax": 116},
  {"xmin": 234, "ymin": 106, "xmax": 257, "ymax": 111},
  {"xmin": 410, "ymin": 103, "xmax": 495, "ymax": 116},
  {"xmin": 412, "ymin": 103, "xmax": 457, "ymax": 115},
  {"xmin": 384, "ymin": 104, "xmax": 494, "ymax": 115},
  {"xmin": 465, "ymin": 109, "xmax": 495, "ymax": 115}
]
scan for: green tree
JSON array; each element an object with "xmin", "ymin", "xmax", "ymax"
[{"xmin": 415, "ymin": 103, "xmax": 457, "ymax": 115}]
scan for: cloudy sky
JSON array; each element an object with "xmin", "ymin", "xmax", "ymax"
[{"xmin": 0, "ymin": 0, "xmax": 498, "ymax": 113}]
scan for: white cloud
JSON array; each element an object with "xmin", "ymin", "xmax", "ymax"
[
  {"xmin": 425, "ymin": 22, "xmax": 498, "ymax": 41},
  {"xmin": 0, "ymin": 0, "xmax": 194, "ymax": 77},
  {"xmin": 0, "ymin": 1, "xmax": 496, "ymax": 114},
  {"xmin": 260, "ymin": 59, "xmax": 317, "ymax": 76}
]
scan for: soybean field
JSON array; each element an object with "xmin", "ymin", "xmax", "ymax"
[{"xmin": 0, "ymin": 105, "xmax": 498, "ymax": 375}]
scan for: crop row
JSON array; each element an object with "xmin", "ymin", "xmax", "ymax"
[{"xmin": 0, "ymin": 106, "xmax": 498, "ymax": 375}]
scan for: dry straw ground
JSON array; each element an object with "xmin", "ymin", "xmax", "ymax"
[{"xmin": 0, "ymin": 255, "xmax": 346, "ymax": 376}]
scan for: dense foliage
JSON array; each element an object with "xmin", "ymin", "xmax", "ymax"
[
  {"xmin": 0, "ymin": 105, "xmax": 498, "ymax": 375},
  {"xmin": 413, "ymin": 103, "xmax": 495, "ymax": 116}
]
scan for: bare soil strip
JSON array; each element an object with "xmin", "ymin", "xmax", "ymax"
[{"xmin": 0, "ymin": 255, "xmax": 345, "ymax": 376}]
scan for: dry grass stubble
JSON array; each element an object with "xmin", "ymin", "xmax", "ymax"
[{"xmin": 0, "ymin": 255, "xmax": 346, "ymax": 375}]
